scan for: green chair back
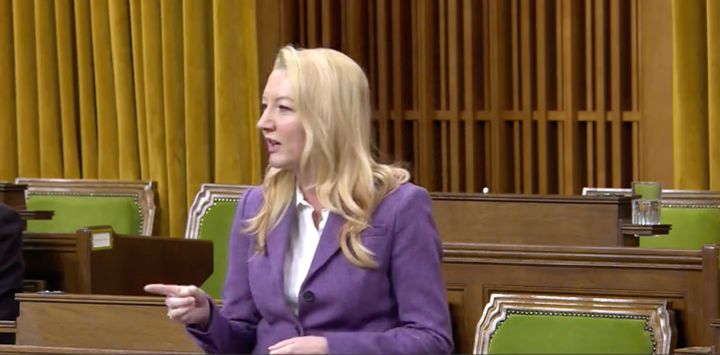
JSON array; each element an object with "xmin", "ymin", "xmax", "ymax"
[
  {"xmin": 185, "ymin": 183, "xmax": 250, "ymax": 299},
  {"xmin": 475, "ymin": 293, "xmax": 673, "ymax": 354},
  {"xmin": 642, "ymin": 205, "xmax": 720, "ymax": 249},
  {"xmin": 15, "ymin": 178, "xmax": 156, "ymax": 235},
  {"xmin": 582, "ymin": 187, "xmax": 720, "ymax": 249}
]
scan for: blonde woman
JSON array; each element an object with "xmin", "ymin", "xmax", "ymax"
[{"xmin": 145, "ymin": 46, "xmax": 453, "ymax": 355}]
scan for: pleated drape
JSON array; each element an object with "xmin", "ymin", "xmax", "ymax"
[
  {"xmin": 0, "ymin": 0, "xmax": 262, "ymax": 237},
  {"xmin": 671, "ymin": 0, "xmax": 720, "ymax": 190}
]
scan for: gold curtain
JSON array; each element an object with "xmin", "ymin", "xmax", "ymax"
[
  {"xmin": 0, "ymin": 0, "xmax": 261, "ymax": 237},
  {"xmin": 672, "ymin": 0, "xmax": 720, "ymax": 189}
]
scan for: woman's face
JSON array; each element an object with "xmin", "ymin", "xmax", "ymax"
[{"xmin": 257, "ymin": 69, "xmax": 306, "ymax": 172}]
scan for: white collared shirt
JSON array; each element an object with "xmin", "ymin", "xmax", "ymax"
[{"xmin": 283, "ymin": 187, "xmax": 329, "ymax": 316}]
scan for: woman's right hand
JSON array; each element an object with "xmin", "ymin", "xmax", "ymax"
[{"xmin": 144, "ymin": 284, "xmax": 211, "ymax": 327}]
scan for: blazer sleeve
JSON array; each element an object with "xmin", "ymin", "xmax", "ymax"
[
  {"xmin": 324, "ymin": 184, "xmax": 454, "ymax": 354},
  {"xmin": 186, "ymin": 187, "xmax": 262, "ymax": 354},
  {"xmin": 0, "ymin": 204, "xmax": 23, "ymax": 321}
]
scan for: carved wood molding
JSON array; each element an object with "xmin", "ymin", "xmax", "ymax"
[
  {"xmin": 442, "ymin": 242, "xmax": 703, "ymax": 270},
  {"xmin": 432, "ymin": 192, "xmax": 633, "ymax": 205},
  {"xmin": 583, "ymin": 187, "xmax": 720, "ymax": 206},
  {"xmin": 14, "ymin": 293, "xmax": 225, "ymax": 308},
  {"xmin": 0, "ymin": 321, "xmax": 15, "ymax": 334},
  {"xmin": 481, "ymin": 284, "xmax": 685, "ymax": 303},
  {"xmin": 22, "ymin": 231, "xmax": 77, "ymax": 252},
  {"xmin": 473, "ymin": 293, "xmax": 673, "ymax": 354},
  {"xmin": 184, "ymin": 183, "xmax": 251, "ymax": 240}
]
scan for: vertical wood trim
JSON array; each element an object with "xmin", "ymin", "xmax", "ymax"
[
  {"xmin": 417, "ymin": 0, "xmax": 436, "ymax": 188},
  {"xmin": 376, "ymin": 1, "xmax": 389, "ymax": 155},
  {"xmin": 631, "ymin": 0, "xmax": 639, "ymax": 112},
  {"xmin": 610, "ymin": 0, "xmax": 623, "ymax": 186},
  {"xmin": 448, "ymin": 0, "xmax": 461, "ymax": 191},
  {"xmin": 562, "ymin": 0, "xmax": 582, "ymax": 194},
  {"xmin": 594, "ymin": 0, "xmax": 608, "ymax": 187},
  {"xmin": 306, "ymin": 0, "xmax": 317, "ymax": 46},
  {"xmin": 520, "ymin": 0, "xmax": 535, "ymax": 193},
  {"xmin": 390, "ymin": 0, "xmax": 405, "ymax": 162},
  {"xmin": 489, "ymin": 0, "xmax": 510, "ymax": 192},
  {"xmin": 320, "ymin": 0, "xmax": 332, "ymax": 46},
  {"xmin": 439, "ymin": 0, "xmax": 449, "ymax": 191},
  {"xmin": 462, "ymin": 0, "xmax": 477, "ymax": 192},
  {"xmin": 536, "ymin": 0, "xmax": 550, "ymax": 193}
]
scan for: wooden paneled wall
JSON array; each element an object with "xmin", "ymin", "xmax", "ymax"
[{"xmin": 256, "ymin": 0, "xmax": 673, "ymax": 195}]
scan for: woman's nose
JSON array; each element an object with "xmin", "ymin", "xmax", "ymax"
[{"xmin": 256, "ymin": 112, "xmax": 273, "ymax": 130}]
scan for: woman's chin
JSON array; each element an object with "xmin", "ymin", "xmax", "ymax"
[{"xmin": 267, "ymin": 156, "xmax": 290, "ymax": 170}]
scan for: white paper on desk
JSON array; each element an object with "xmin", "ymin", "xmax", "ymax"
[{"xmin": 91, "ymin": 231, "xmax": 112, "ymax": 250}]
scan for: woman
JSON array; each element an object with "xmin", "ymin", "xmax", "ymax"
[{"xmin": 145, "ymin": 46, "xmax": 453, "ymax": 354}]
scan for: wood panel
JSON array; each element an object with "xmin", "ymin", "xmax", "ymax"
[
  {"xmin": 431, "ymin": 192, "xmax": 637, "ymax": 246},
  {"xmin": 14, "ymin": 294, "xmax": 199, "ymax": 352},
  {"xmin": 15, "ymin": 244, "xmax": 717, "ymax": 354},
  {"xmin": 22, "ymin": 226, "xmax": 212, "ymax": 295},
  {"xmin": 256, "ymin": 0, "xmax": 674, "ymax": 194},
  {"xmin": 442, "ymin": 242, "xmax": 720, "ymax": 354}
]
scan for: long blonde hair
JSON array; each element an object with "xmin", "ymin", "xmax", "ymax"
[{"xmin": 243, "ymin": 45, "xmax": 410, "ymax": 268}]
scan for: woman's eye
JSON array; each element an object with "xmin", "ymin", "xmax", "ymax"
[
  {"xmin": 260, "ymin": 104, "xmax": 267, "ymax": 112},
  {"xmin": 279, "ymin": 105, "xmax": 292, "ymax": 112}
]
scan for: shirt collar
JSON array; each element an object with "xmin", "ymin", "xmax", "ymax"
[{"xmin": 295, "ymin": 185, "xmax": 311, "ymax": 208}]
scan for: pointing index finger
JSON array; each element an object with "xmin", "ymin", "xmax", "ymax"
[{"xmin": 144, "ymin": 284, "xmax": 183, "ymax": 297}]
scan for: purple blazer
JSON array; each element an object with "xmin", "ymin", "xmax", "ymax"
[{"xmin": 187, "ymin": 182, "xmax": 453, "ymax": 354}]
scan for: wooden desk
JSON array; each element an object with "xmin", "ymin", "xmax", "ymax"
[
  {"xmin": 442, "ymin": 242, "xmax": 720, "ymax": 354},
  {"xmin": 0, "ymin": 183, "xmax": 27, "ymax": 211},
  {"xmin": 22, "ymin": 226, "xmax": 213, "ymax": 295},
  {"xmin": 17, "ymin": 243, "xmax": 716, "ymax": 354},
  {"xmin": 14, "ymin": 293, "xmax": 202, "ymax": 352},
  {"xmin": 432, "ymin": 193, "xmax": 638, "ymax": 246},
  {"xmin": 0, "ymin": 344, "xmax": 202, "ymax": 354}
]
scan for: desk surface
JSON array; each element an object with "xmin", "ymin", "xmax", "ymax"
[{"xmin": 0, "ymin": 344, "xmax": 202, "ymax": 354}]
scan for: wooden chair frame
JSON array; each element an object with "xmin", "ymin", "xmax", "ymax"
[
  {"xmin": 184, "ymin": 183, "xmax": 250, "ymax": 239},
  {"xmin": 474, "ymin": 293, "xmax": 674, "ymax": 354},
  {"xmin": 14, "ymin": 178, "xmax": 156, "ymax": 235}
]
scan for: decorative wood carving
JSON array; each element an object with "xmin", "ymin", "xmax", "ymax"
[
  {"xmin": 184, "ymin": 183, "xmax": 250, "ymax": 240},
  {"xmin": 474, "ymin": 293, "xmax": 673, "ymax": 354}
]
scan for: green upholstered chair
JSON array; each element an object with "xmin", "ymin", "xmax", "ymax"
[
  {"xmin": 185, "ymin": 183, "xmax": 250, "ymax": 299},
  {"xmin": 14, "ymin": 178, "xmax": 156, "ymax": 236},
  {"xmin": 582, "ymin": 187, "xmax": 720, "ymax": 249},
  {"xmin": 474, "ymin": 293, "xmax": 674, "ymax": 354}
]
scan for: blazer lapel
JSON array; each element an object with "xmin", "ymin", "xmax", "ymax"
[
  {"xmin": 266, "ymin": 205, "xmax": 293, "ymax": 295},
  {"xmin": 304, "ymin": 212, "xmax": 342, "ymax": 283}
]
